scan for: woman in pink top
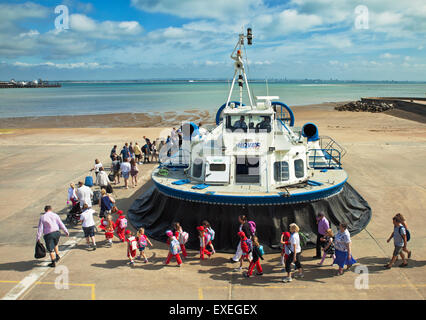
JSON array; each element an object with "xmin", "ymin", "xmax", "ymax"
[{"xmin": 36, "ymin": 205, "xmax": 69, "ymax": 267}]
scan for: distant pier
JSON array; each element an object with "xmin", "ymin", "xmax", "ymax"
[
  {"xmin": 0, "ymin": 79, "xmax": 61, "ymax": 89},
  {"xmin": 362, "ymin": 97, "xmax": 426, "ymax": 123}
]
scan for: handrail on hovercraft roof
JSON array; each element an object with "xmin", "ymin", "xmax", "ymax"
[
  {"xmin": 271, "ymin": 101, "xmax": 295, "ymax": 127},
  {"xmin": 215, "ymin": 101, "xmax": 245, "ymax": 125}
]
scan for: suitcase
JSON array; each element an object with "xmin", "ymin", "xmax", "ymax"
[{"xmin": 85, "ymin": 175, "xmax": 94, "ymax": 187}]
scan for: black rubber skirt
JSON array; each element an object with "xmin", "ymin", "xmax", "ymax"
[{"xmin": 128, "ymin": 181, "xmax": 371, "ymax": 253}]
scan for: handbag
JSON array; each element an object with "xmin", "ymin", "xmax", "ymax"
[
  {"xmin": 106, "ymin": 184, "xmax": 113, "ymax": 194},
  {"xmin": 34, "ymin": 241, "xmax": 46, "ymax": 259}
]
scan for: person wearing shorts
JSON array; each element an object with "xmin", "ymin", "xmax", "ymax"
[
  {"xmin": 37, "ymin": 205, "xmax": 69, "ymax": 267},
  {"xmin": 120, "ymin": 158, "xmax": 131, "ymax": 189},
  {"xmin": 80, "ymin": 204, "xmax": 97, "ymax": 250},
  {"xmin": 385, "ymin": 215, "xmax": 408, "ymax": 269}
]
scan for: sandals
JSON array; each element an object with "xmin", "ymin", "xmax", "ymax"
[
  {"xmin": 399, "ymin": 262, "xmax": 408, "ymax": 268},
  {"xmin": 384, "ymin": 264, "xmax": 392, "ymax": 269}
]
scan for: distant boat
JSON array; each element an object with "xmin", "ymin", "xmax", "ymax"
[{"xmin": 188, "ymin": 80, "xmax": 195, "ymax": 83}]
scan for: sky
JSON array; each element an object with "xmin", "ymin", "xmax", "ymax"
[{"xmin": 0, "ymin": 0, "xmax": 425, "ymax": 81}]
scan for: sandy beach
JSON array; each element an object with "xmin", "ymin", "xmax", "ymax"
[{"xmin": 0, "ymin": 103, "xmax": 425, "ymax": 300}]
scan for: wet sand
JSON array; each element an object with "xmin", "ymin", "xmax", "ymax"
[{"xmin": 0, "ymin": 104, "xmax": 425, "ymax": 300}]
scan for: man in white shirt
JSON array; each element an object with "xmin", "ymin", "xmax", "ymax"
[
  {"xmin": 95, "ymin": 167, "xmax": 111, "ymax": 189},
  {"xmin": 77, "ymin": 181, "xmax": 93, "ymax": 208},
  {"xmin": 120, "ymin": 158, "xmax": 131, "ymax": 189},
  {"xmin": 80, "ymin": 204, "xmax": 96, "ymax": 250},
  {"xmin": 91, "ymin": 159, "xmax": 103, "ymax": 177}
]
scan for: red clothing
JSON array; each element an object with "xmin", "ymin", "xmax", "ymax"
[
  {"xmin": 127, "ymin": 236, "xmax": 137, "ymax": 258},
  {"xmin": 115, "ymin": 215, "xmax": 127, "ymax": 242},
  {"xmin": 99, "ymin": 218, "xmax": 115, "ymax": 240},
  {"xmin": 247, "ymin": 260, "xmax": 263, "ymax": 276},
  {"xmin": 165, "ymin": 253, "xmax": 182, "ymax": 265}
]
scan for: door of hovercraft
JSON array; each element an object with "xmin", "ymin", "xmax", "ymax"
[{"xmin": 204, "ymin": 156, "xmax": 230, "ymax": 185}]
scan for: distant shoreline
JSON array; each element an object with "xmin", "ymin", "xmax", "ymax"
[{"xmin": 0, "ymin": 102, "xmax": 340, "ymax": 129}]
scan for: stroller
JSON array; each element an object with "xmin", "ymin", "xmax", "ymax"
[{"xmin": 66, "ymin": 202, "xmax": 82, "ymax": 225}]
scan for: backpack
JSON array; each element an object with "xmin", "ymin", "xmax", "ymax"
[
  {"xmin": 170, "ymin": 238, "xmax": 181, "ymax": 255},
  {"xmin": 178, "ymin": 231, "xmax": 189, "ymax": 245},
  {"xmin": 248, "ymin": 221, "xmax": 256, "ymax": 236},
  {"xmin": 204, "ymin": 232, "xmax": 211, "ymax": 244},
  {"xmin": 130, "ymin": 238, "xmax": 138, "ymax": 251},
  {"xmin": 138, "ymin": 235, "xmax": 148, "ymax": 247},
  {"xmin": 119, "ymin": 218, "xmax": 127, "ymax": 229},
  {"xmin": 206, "ymin": 227, "xmax": 215, "ymax": 241},
  {"xmin": 258, "ymin": 245, "xmax": 265, "ymax": 256},
  {"xmin": 244, "ymin": 239, "xmax": 253, "ymax": 253},
  {"xmin": 399, "ymin": 226, "xmax": 410, "ymax": 242}
]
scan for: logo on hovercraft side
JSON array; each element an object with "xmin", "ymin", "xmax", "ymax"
[{"xmin": 236, "ymin": 142, "xmax": 261, "ymax": 149}]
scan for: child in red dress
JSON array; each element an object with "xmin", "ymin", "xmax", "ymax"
[
  {"xmin": 245, "ymin": 236, "xmax": 264, "ymax": 277},
  {"xmin": 99, "ymin": 214, "xmax": 115, "ymax": 247},
  {"xmin": 197, "ymin": 226, "xmax": 212, "ymax": 260},
  {"xmin": 115, "ymin": 210, "xmax": 127, "ymax": 242}
]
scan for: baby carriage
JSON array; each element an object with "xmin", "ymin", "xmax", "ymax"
[{"xmin": 66, "ymin": 202, "xmax": 82, "ymax": 225}]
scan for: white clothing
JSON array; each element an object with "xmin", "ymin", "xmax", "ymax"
[
  {"xmin": 77, "ymin": 185, "xmax": 93, "ymax": 208},
  {"xmin": 80, "ymin": 208, "xmax": 96, "ymax": 228},
  {"xmin": 67, "ymin": 187, "xmax": 77, "ymax": 201},
  {"xmin": 290, "ymin": 232, "xmax": 301, "ymax": 253},
  {"xmin": 96, "ymin": 170, "xmax": 110, "ymax": 186},
  {"xmin": 334, "ymin": 229, "xmax": 351, "ymax": 252},
  {"xmin": 120, "ymin": 162, "xmax": 131, "ymax": 174},
  {"xmin": 94, "ymin": 163, "xmax": 103, "ymax": 173}
]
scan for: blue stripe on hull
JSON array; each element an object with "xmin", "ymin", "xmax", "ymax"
[{"xmin": 153, "ymin": 178, "xmax": 347, "ymax": 206}]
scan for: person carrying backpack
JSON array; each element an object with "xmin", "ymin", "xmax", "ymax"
[
  {"xmin": 126, "ymin": 230, "xmax": 138, "ymax": 267},
  {"xmin": 230, "ymin": 215, "xmax": 253, "ymax": 263},
  {"xmin": 202, "ymin": 220, "xmax": 216, "ymax": 254},
  {"xmin": 164, "ymin": 230, "xmax": 182, "ymax": 267},
  {"xmin": 136, "ymin": 227, "xmax": 153, "ymax": 263},
  {"xmin": 173, "ymin": 222, "xmax": 188, "ymax": 259},
  {"xmin": 197, "ymin": 226, "xmax": 212, "ymax": 260},
  {"xmin": 235, "ymin": 231, "xmax": 252, "ymax": 272},
  {"xmin": 245, "ymin": 236, "xmax": 264, "ymax": 277},
  {"xmin": 395, "ymin": 213, "xmax": 412, "ymax": 258},
  {"xmin": 114, "ymin": 210, "xmax": 127, "ymax": 242},
  {"xmin": 385, "ymin": 215, "xmax": 409, "ymax": 269}
]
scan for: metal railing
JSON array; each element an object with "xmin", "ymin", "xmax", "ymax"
[
  {"xmin": 308, "ymin": 148, "xmax": 342, "ymax": 169},
  {"xmin": 319, "ymin": 136, "xmax": 347, "ymax": 158}
]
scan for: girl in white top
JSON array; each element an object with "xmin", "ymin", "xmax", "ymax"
[
  {"xmin": 67, "ymin": 183, "xmax": 78, "ymax": 206},
  {"xmin": 283, "ymin": 223, "xmax": 303, "ymax": 282}
]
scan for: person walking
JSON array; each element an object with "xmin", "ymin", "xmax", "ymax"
[
  {"xmin": 134, "ymin": 142, "xmax": 142, "ymax": 164},
  {"xmin": 115, "ymin": 210, "xmax": 127, "ymax": 242},
  {"xmin": 244, "ymin": 236, "xmax": 264, "ymax": 277},
  {"xmin": 395, "ymin": 213, "xmax": 412, "ymax": 258},
  {"xmin": 136, "ymin": 227, "xmax": 153, "ymax": 263},
  {"xmin": 164, "ymin": 230, "xmax": 183, "ymax": 267},
  {"xmin": 313, "ymin": 212, "xmax": 330, "ymax": 259},
  {"xmin": 36, "ymin": 205, "xmax": 69, "ymax": 267},
  {"xmin": 76, "ymin": 181, "xmax": 93, "ymax": 209},
  {"xmin": 318, "ymin": 228, "xmax": 336, "ymax": 266},
  {"xmin": 111, "ymin": 155, "xmax": 121, "ymax": 185},
  {"xmin": 121, "ymin": 143, "xmax": 130, "ymax": 162},
  {"xmin": 385, "ymin": 215, "xmax": 408, "ymax": 269},
  {"xmin": 91, "ymin": 159, "xmax": 103, "ymax": 177},
  {"xmin": 333, "ymin": 222, "xmax": 357, "ymax": 275},
  {"xmin": 99, "ymin": 214, "xmax": 115, "ymax": 247},
  {"xmin": 130, "ymin": 158, "xmax": 139, "ymax": 187},
  {"xmin": 80, "ymin": 204, "xmax": 97, "ymax": 250},
  {"xmin": 99, "ymin": 189, "xmax": 115, "ymax": 218},
  {"xmin": 230, "ymin": 215, "xmax": 252, "ymax": 263},
  {"xmin": 67, "ymin": 183, "xmax": 78, "ymax": 207},
  {"xmin": 283, "ymin": 223, "xmax": 303, "ymax": 282},
  {"xmin": 95, "ymin": 167, "xmax": 111, "ymax": 190},
  {"xmin": 120, "ymin": 158, "xmax": 131, "ymax": 189},
  {"xmin": 197, "ymin": 226, "xmax": 212, "ymax": 261}
]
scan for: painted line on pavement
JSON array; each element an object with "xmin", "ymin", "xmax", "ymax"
[{"xmin": 1, "ymin": 233, "xmax": 83, "ymax": 300}]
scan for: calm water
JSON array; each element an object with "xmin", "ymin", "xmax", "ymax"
[{"xmin": 0, "ymin": 82, "xmax": 425, "ymax": 118}]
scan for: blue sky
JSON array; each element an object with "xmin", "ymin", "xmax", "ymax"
[{"xmin": 0, "ymin": 0, "xmax": 425, "ymax": 81}]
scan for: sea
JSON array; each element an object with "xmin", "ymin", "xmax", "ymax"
[{"xmin": 0, "ymin": 81, "xmax": 425, "ymax": 118}]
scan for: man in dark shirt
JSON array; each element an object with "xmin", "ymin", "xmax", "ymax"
[
  {"xmin": 233, "ymin": 116, "xmax": 247, "ymax": 131},
  {"xmin": 121, "ymin": 143, "xmax": 130, "ymax": 161}
]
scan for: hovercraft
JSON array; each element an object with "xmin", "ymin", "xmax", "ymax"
[{"xmin": 128, "ymin": 29, "xmax": 371, "ymax": 252}]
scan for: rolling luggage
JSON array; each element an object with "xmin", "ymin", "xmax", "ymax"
[{"xmin": 85, "ymin": 175, "xmax": 94, "ymax": 187}]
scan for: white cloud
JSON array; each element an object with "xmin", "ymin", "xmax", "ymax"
[
  {"xmin": 380, "ymin": 53, "xmax": 399, "ymax": 59},
  {"xmin": 12, "ymin": 61, "xmax": 111, "ymax": 69}
]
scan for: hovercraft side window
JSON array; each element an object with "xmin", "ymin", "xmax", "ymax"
[
  {"xmin": 193, "ymin": 159, "xmax": 203, "ymax": 178},
  {"xmin": 274, "ymin": 161, "xmax": 289, "ymax": 182},
  {"xmin": 294, "ymin": 159, "xmax": 305, "ymax": 178},
  {"xmin": 226, "ymin": 115, "xmax": 271, "ymax": 133},
  {"xmin": 209, "ymin": 163, "xmax": 226, "ymax": 171}
]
